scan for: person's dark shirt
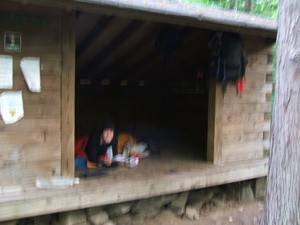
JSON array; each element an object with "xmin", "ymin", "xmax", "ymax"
[{"xmin": 85, "ymin": 131, "xmax": 118, "ymax": 163}]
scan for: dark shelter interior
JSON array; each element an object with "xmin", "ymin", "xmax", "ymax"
[{"xmin": 75, "ymin": 11, "xmax": 211, "ymax": 161}]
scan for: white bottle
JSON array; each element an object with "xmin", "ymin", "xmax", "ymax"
[{"xmin": 107, "ymin": 146, "xmax": 113, "ymax": 160}]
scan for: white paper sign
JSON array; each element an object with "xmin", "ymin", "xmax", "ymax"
[
  {"xmin": 20, "ymin": 57, "xmax": 41, "ymax": 92},
  {"xmin": 0, "ymin": 55, "xmax": 13, "ymax": 89},
  {"xmin": 0, "ymin": 91, "xmax": 24, "ymax": 124}
]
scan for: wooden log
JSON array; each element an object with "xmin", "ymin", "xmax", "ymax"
[
  {"xmin": 0, "ymin": 160, "xmax": 61, "ymax": 177},
  {"xmin": 223, "ymin": 92, "xmax": 266, "ymax": 104},
  {"xmin": 222, "ymin": 112, "xmax": 264, "ymax": 124},
  {"xmin": 0, "ymin": 132, "xmax": 61, "ymax": 145},
  {"xmin": 222, "ymin": 132, "xmax": 263, "ymax": 144},
  {"xmin": 221, "ymin": 122, "xmax": 264, "ymax": 134},
  {"xmin": 0, "ymin": 144, "xmax": 60, "ymax": 162},
  {"xmin": 222, "ymin": 150, "xmax": 264, "ymax": 162},
  {"xmin": 223, "ymin": 103, "xmax": 268, "ymax": 113},
  {"xmin": 0, "ymin": 118, "xmax": 60, "ymax": 132}
]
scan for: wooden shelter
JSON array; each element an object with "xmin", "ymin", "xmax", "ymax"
[{"xmin": 0, "ymin": 0, "xmax": 276, "ymax": 222}]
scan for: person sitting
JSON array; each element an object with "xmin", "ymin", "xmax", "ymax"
[
  {"xmin": 83, "ymin": 121, "xmax": 160, "ymax": 168},
  {"xmin": 85, "ymin": 121, "xmax": 118, "ymax": 168}
]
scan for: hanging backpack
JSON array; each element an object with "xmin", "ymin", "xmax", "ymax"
[{"xmin": 209, "ymin": 31, "xmax": 247, "ymax": 93}]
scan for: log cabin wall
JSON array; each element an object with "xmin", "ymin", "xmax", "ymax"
[
  {"xmin": 0, "ymin": 2, "xmax": 64, "ymax": 187},
  {"xmin": 219, "ymin": 36, "xmax": 273, "ymax": 163},
  {"xmin": 74, "ymin": 24, "xmax": 210, "ymax": 153},
  {"xmin": 0, "ymin": 0, "xmax": 275, "ymax": 190}
]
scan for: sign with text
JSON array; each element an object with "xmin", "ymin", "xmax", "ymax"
[{"xmin": 4, "ymin": 31, "xmax": 21, "ymax": 52}]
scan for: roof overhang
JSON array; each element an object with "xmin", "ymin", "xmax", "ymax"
[{"xmin": 11, "ymin": 0, "xmax": 277, "ymax": 38}]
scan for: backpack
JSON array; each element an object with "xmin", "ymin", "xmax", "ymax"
[
  {"xmin": 75, "ymin": 136, "xmax": 89, "ymax": 158},
  {"xmin": 209, "ymin": 31, "xmax": 247, "ymax": 93}
]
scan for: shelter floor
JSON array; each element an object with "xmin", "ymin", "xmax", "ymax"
[{"xmin": 0, "ymin": 127, "xmax": 268, "ymax": 222}]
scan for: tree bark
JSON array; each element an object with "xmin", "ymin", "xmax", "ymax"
[
  {"xmin": 244, "ymin": 0, "xmax": 251, "ymax": 12},
  {"xmin": 260, "ymin": 0, "xmax": 300, "ymax": 224},
  {"xmin": 234, "ymin": 0, "xmax": 239, "ymax": 11}
]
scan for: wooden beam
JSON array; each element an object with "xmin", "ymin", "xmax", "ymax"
[
  {"xmin": 77, "ymin": 19, "xmax": 144, "ymax": 82},
  {"xmin": 76, "ymin": 15, "xmax": 113, "ymax": 59},
  {"xmin": 100, "ymin": 28, "xmax": 157, "ymax": 81},
  {"xmin": 61, "ymin": 11, "xmax": 76, "ymax": 177},
  {"xmin": 0, "ymin": 158, "xmax": 268, "ymax": 222},
  {"xmin": 113, "ymin": 28, "xmax": 208, "ymax": 84},
  {"xmin": 11, "ymin": 0, "xmax": 277, "ymax": 38},
  {"xmin": 207, "ymin": 75, "xmax": 223, "ymax": 164}
]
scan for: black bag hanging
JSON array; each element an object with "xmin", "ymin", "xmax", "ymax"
[{"xmin": 209, "ymin": 31, "xmax": 247, "ymax": 93}]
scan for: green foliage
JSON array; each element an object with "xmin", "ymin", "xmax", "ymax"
[
  {"xmin": 251, "ymin": 0, "xmax": 278, "ymax": 18},
  {"xmin": 181, "ymin": 0, "xmax": 278, "ymax": 19}
]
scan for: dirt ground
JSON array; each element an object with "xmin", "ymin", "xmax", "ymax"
[{"xmin": 143, "ymin": 199, "xmax": 264, "ymax": 225}]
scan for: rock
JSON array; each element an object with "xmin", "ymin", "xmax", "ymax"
[
  {"xmin": 187, "ymin": 188, "xmax": 214, "ymax": 208},
  {"xmin": 211, "ymin": 193, "xmax": 226, "ymax": 207},
  {"xmin": 131, "ymin": 193, "xmax": 178, "ymax": 219},
  {"xmin": 135, "ymin": 207, "xmax": 163, "ymax": 219},
  {"xmin": 225, "ymin": 182, "xmax": 242, "ymax": 201},
  {"xmin": 241, "ymin": 181, "xmax": 254, "ymax": 201},
  {"xmin": 33, "ymin": 215, "xmax": 51, "ymax": 225},
  {"xmin": 111, "ymin": 214, "xmax": 132, "ymax": 225},
  {"xmin": 130, "ymin": 214, "xmax": 146, "ymax": 225},
  {"xmin": 131, "ymin": 194, "xmax": 178, "ymax": 214},
  {"xmin": 170, "ymin": 191, "xmax": 189, "ymax": 216},
  {"xmin": 0, "ymin": 220, "xmax": 19, "ymax": 225},
  {"xmin": 159, "ymin": 209, "xmax": 177, "ymax": 218},
  {"xmin": 86, "ymin": 206, "xmax": 106, "ymax": 217},
  {"xmin": 102, "ymin": 221, "xmax": 116, "ymax": 225},
  {"xmin": 89, "ymin": 210, "xmax": 109, "ymax": 225},
  {"xmin": 59, "ymin": 209, "xmax": 87, "ymax": 225},
  {"xmin": 253, "ymin": 177, "xmax": 266, "ymax": 198},
  {"xmin": 184, "ymin": 206, "xmax": 200, "ymax": 221},
  {"xmin": 212, "ymin": 198, "xmax": 226, "ymax": 208},
  {"xmin": 106, "ymin": 202, "xmax": 133, "ymax": 218}
]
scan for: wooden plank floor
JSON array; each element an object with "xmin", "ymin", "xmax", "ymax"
[{"xmin": 0, "ymin": 128, "xmax": 268, "ymax": 222}]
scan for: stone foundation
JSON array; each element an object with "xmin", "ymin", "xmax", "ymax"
[{"xmin": 0, "ymin": 178, "xmax": 266, "ymax": 225}]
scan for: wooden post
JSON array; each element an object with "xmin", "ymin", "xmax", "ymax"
[
  {"xmin": 61, "ymin": 10, "xmax": 75, "ymax": 177},
  {"xmin": 207, "ymin": 75, "xmax": 223, "ymax": 164}
]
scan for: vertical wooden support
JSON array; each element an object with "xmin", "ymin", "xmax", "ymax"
[
  {"xmin": 207, "ymin": 76, "xmax": 223, "ymax": 164},
  {"xmin": 61, "ymin": 10, "xmax": 75, "ymax": 177}
]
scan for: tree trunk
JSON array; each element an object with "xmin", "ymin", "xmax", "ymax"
[
  {"xmin": 260, "ymin": 0, "xmax": 300, "ymax": 224},
  {"xmin": 244, "ymin": 0, "xmax": 251, "ymax": 12},
  {"xmin": 252, "ymin": 0, "xmax": 256, "ymax": 9},
  {"xmin": 234, "ymin": 0, "xmax": 239, "ymax": 11}
]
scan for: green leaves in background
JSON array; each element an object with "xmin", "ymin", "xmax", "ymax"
[{"xmin": 181, "ymin": 0, "xmax": 278, "ymax": 19}]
